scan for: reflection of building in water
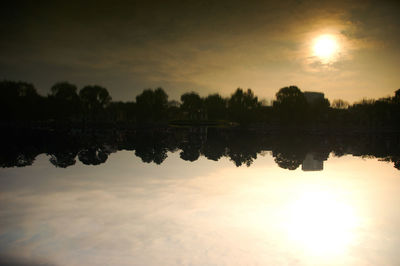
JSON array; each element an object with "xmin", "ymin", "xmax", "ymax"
[
  {"xmin": 302, "ymin": 153, "xmax": 323, "ymax": 171},
  {"xmin": 304, "ymin": 91, "xmax": 324, "ymax": 104}
]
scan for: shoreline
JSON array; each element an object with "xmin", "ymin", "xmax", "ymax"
[{"xmin": 1, "ymin": 120, "xmax": 399, "ymax": 135}]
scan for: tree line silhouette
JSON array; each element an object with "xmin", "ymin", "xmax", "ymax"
[
  {"xmin": 1, "ymin": 80, "xmax": 400, "ymax": 129},
  {"xmin": 1, "ymin": 127, "xmax": 399, "ymax": 170}
]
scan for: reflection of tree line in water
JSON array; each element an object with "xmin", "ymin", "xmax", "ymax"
[
  {"xmin": 1, "ymin": 80, "xmax": 400, "ymax": 128},
  {"xmin": 1, "ymin": 128, "xmax": 399, "ymax": 171}
]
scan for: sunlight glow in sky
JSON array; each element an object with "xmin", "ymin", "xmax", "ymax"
[
  {"xmin": 313, "ymin": 34, "xmax": 340, "ymax": 63},
  {"xmin": 0, "ymin": 1, "xmax": 399, "ymax": 102}
]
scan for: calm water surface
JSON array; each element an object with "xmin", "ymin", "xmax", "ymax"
[{"xmin": 1, "ymin": 138, "xmax": 400, "ymax": 265}]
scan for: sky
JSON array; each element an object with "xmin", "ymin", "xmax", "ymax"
[{"xmin": 1, "ymin": 0, "xmax": 400, "ymax": 102}]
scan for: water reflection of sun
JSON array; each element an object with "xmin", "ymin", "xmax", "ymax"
[{"xmin": 285, "ymin": 190, "xmax": 358, "ymax": 256}]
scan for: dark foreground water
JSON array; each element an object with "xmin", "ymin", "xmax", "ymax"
[{"xmin": 0, "ymin": 128, "xmax": 399, "ymax": 265}]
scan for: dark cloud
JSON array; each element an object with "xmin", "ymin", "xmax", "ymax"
[
  {"xmin": 0, "ymin": 254, "xmax": 54, "ymax": 266},
  {"xmin": 341, "ymin": 0, "xmax": 400, "ymax": 45}
]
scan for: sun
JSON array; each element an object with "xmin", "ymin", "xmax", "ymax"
[
  {"xmin": 313, "ymin": 34, "xmax": 339, "ymax": 61},
  {"xmin": 284, "ymin": 190, "xmax": 359, "ymax": 256}
]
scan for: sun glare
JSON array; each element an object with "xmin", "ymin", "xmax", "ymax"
[
  {"xmin": 313, "ymin": 34, "xmax": 339, "ymax": 61},
  {"xmin": 285, "ymin": 190, "xmax": 358, "ymax": 256}
]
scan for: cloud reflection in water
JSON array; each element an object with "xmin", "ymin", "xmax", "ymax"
[{"xmin": 0, "ymin": 152, "xmax": 399, "ymax": 265}]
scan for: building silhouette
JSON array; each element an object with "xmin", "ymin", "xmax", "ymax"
[
  {"xmin": 302, "ymin": 153, "xmax": 323, "ymax": 171},
  {"xmin": 304, "ymin": 91, "xmax": 324, "ymax": 104}
]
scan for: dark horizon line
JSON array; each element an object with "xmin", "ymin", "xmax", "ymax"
[
  {"xmin": 2, "ymin": 79, "xmax": 400, "ymax": 129},
  {"xmin": 2, "ymin": 78, "xmax": 398, "ymax": 105}
]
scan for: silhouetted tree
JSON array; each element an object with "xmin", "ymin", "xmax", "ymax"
[
  {"xmin": 167, "ymin": 100, "xmax": 181, "ymax": 120},
  {"xmin": 49, "ymin": 82, "xmax": 81, "ymax": 120},
  {"xmin": 179, "ymin": 128, "xmax": 205, "ymax": 161},
  {"xmin": 270, "ymin": 134, "xmax": 309, "ymax": 170},
  {"xmin": 0, "ymin": 80, "xmax": 37, "ymax": 98},
  {"xmin": 204, "ymin": 93, "xmax": 227, "ymax": 120},
  {"xmin": 49, "ymin": 152, "xmax": 77, "ymax": 168},
  {"xmin": 79, "ymin": 85, "xmax": 111, "ymax": 121},
  {"xmin": 348, "ymin": 99, "xmax": 376, "ymax": 127},
  {"xmin": 225, "ymin": 130, "xmax": 260, "ymax": 166},
  {"xmin": 273, "ymin": 152, "xmax": 303, "ymax": 170},
  {"xmin": 0, "ymin": 80, "xmax": 43, "ymax": 122},
  {"xmin": 274, "ymin": 86, "xmax": 305, "ymax": 105},
  {"xmin": 201, "ymin": 129, "xmax": 227, "ymax": 161},
  {"xmin": 394, "ymin": 158, "xmax": 400, "ymax": 170},
  {"xmin": 392, "ymin": 90, "xmax": 400, "ymax": 126},
  {"xmin": 134, "ymin": 130, "xmax": 169, "ymax": 164},
  {"xmin": 0, "ymin": 126, "xmax": 399, "ymax": 171},
  {"xmin": 136, "ymin": 88, "xmax": 168, "ymax": 123},
  {"xmin": 78, "ymin": 146, "xmax": 109, "ymax": 165},
  {"xmin": 180, "ymin": 92, "xmax": 204, "ymax": 120},
  {"xmin": 308, "ymin": 96, "xmax": 330, "ymax": 123},
  {"xmin": 228, "ymin": 88, "xmax": 260, "ymax": 124},
  {"xmin": 273, "ymin": 86, "xmax": 307, "ymax": 123},
  {"xmin": 332, "ymin": 99, "xmax": 349, "ymax": 109},
  {"xmin": 51, "ymin": 82, "xmax": 79, "ymax": 101},
  {"xmin": 395, "ymin": 89, "xmax": 400, "ymax": 102},
  {"xmin": 1, "ymin": 78, "xmax": 400, "ymax": 131},
  {"xmin": 0, "ymin": 153, "xmax": 37, "ymax": 167}
]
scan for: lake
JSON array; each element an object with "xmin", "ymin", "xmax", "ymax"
[{"xmin": 0, "ymin": 128, "xmax": 399, "ymax": 265}]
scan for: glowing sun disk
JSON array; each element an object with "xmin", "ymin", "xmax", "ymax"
[{"xmin": 313, "ymin": 35, "xmax": 338, "ymax": 60}]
